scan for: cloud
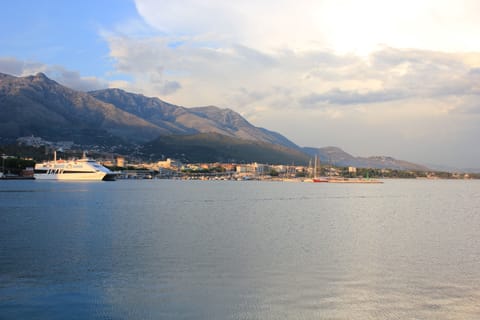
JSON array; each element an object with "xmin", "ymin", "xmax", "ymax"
[
  {"xmin": 134, "ymin": 0, "xmax": 327, "ymax": 52},
  {"xmin": 134, "ymin": 0, "xmax": 480, "ymax": 54},
  {"xmin": 156, "ymin": 80, "xmax": 181, "ymax": 95},
  {"xmin": 124, "ymin": 0, "xmax": 480, "ymax": 115},
  {"xmin": 48, "ymin": 69, "xmax": 108, "ymax": 92},
  {"xmin": 297, "ymin": 48, "xmax": 480, "ymax": 108},
  {"xmin": 102, "ymin": 21, "xmax": 480, "ymax": 167},
  {"xmin": 103, "ymin": 33, "xmax": 480, "ymax": 108},
  {"xmin": 300, "ymin": 88, "xmax": 408, "ymax": 107},
  {"xmin": 369, "ymin": 48, "xmax": 480, "ymax": 98},
  {"xmin": 0, "ymin": 57, "xmax": 107, "ymax": 91},
  {"xmin": 0, "ymin": 57, "xmax": 45, "ymax": 76}
]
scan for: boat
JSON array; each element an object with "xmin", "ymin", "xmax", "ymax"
[
  {"xmin": 305, "ymin": 155, "xmax": 383, "ymax": 184},
  {"xmin": 312, "ymin": 155, "xmax": 328, "ymax": 183},
  {"xmin": 324, "ymin": 177, "xmax": 383, "ymax": 184},
  {"xmin": 34, "ymin": 152, "xmax": 116, "ymax": 181}
]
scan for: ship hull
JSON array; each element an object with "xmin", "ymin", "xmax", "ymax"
[{"xmin": 34, "ymin": 172, "xmax": 107, "ymax": 181}]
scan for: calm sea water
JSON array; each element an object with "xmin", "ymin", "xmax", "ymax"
[{"xmin": 1, "ymin": 179, "xmax": 479, "ymax": 319}]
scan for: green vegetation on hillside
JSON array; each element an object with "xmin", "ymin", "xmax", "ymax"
[{"xmin": 143, "ymin": 133, "xmax": 311, "ymax": 165}]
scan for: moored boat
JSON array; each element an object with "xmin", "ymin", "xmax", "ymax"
[
  {"xmin": 311, "ymin": 155, "xmax": 329, "ymax": 182},
  {"xmin": 325, "ymin": 177, "xmax": 383, "ymax": 184},
  {"xmin": 34, "ymin": 152, "xmax": 115, "ymax": 181}
]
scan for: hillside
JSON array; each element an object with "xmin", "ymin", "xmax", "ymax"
[{"xmin": 143, "ymin": 133, "xmax": 310, "ymax": 164}]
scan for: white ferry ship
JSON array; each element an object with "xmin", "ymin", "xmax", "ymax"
[{"xmin": 34, "ymin": 152, "xmax": 116, "ymax": 181}]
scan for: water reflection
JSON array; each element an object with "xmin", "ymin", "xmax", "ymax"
[{"xmin": 1, "ymin": 180, "xmax": 480, "ymax": 319}]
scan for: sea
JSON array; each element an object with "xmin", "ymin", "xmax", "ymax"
[{"xmin": 1, "ymin": 179, "xmax": 479, "ymax": 320}]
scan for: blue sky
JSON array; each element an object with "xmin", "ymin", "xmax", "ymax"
[
  {"xmin": 1, "ymin": 0, "xmax": 135, "ymax": 77},
  {"xmin": 2, "ymin": 0, "xmax": 480, "ymax": 168}
]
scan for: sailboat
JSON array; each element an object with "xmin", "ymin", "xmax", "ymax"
[{"xmin": 312, "ymin": 155, "xmax": 329, "ymax": 183}]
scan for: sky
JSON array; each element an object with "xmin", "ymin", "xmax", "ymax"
[{"xmin": 1, "ymin": 0, "xmax": 480, "ymax": 168}]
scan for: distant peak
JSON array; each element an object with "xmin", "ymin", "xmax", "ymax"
[
  {"xmin": 322, "ymin": 146, "xmax": 346, "ymax": 153},
  {"xmin": 104, "ymin": 88, "xmax": 126, "ymax": 93},
  {"xmin": 29, "ymin": 72, "xmax": 54, "ymax": 83},
  {"xmin": 194, "ymin": 105, "xmax": 221, "ymax": 111},
  {"xmin": 34, "ymin": 72, "xmax": 48, "ymax": 79}
]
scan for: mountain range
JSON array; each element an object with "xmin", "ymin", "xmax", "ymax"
[
  {"xmin": 0, "ymin": 73, "xmax": 295, "ymax": 145},
  {"xmin": 304, "ymin": 146, "xmax": 429, "ymax": 171},
  {"xmin": 90, "ymin": 88, "xmax": 298, "ymax": 149},
  {"xmin": 0, "ymin": 72, "xmax": 429, "ymax": 170}
]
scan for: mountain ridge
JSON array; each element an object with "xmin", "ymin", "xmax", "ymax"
[
  {"xmin": 0, "ymin": 72, "xmax": 298, "ymax": 148},
  {"xmin": 304, "ymin": 146, "xmax": 429, "ymax": 171},
  {"xmin": 0, "ymin": 72, "xmax": 431, "ymax": 170},
  {"xmin": 0, "ymin": 72, "xmax": 163, "ymax": 143},
  {"xmin": 89, "ymin": 88, "xmax": 299, "ymax": 148}
]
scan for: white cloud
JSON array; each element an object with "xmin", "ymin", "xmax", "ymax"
[
  {"xmin": 134, "ymin": 0, "xmax": 326, "ymax": 52},
  {"xmin": 104, "ymin": 34, "xmax": 480, "ymax": 107},
  {"xmin": 0, "ymin": 57, "xmax": 45, "ymax": 76},
  {"xmin": 134, "ymin": 0, "xmax": 480, "ymax": 54},
  {"xmin": 103, "ymin": 26, "xmax": 480, "ymax": 166},
  {"xmin": 0, "ymin": 57, "xmax": 107, "ymax": 91}
]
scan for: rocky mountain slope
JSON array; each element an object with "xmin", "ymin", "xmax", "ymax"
[
  {"xmin": 89, "ymin": 88, "xmax": 298, "ymax": 148},
  {"xmin": 0, "ymin": 73, "xmax": 298, "ymax": 148},
  {"xmin": 0, "ymin": 73, "xmax": 162, "ymax": 144}
]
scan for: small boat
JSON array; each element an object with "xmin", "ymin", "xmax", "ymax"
[
  {"xmin": 34, "ymin": 152, "xmax": 116, "ymax": 181},
  {"xmin": 325, "ymin": 177, "xmax": 383, "ymax": 184}
]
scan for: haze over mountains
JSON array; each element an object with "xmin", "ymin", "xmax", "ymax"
[{"xmin": 0, "ymin": 72, "xmax": 429, "ymax": 170}]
